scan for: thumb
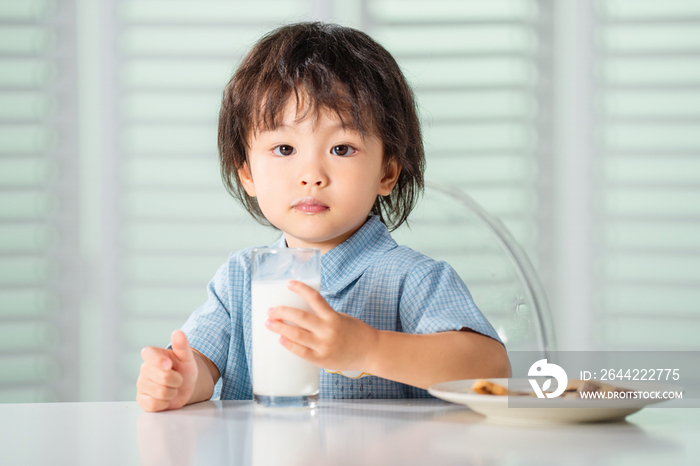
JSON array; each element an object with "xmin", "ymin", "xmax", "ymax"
[{"xmin": 171, "ymin": 330, "xmax": 195, "ymax": 364}]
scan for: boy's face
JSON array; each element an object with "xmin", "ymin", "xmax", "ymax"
[{"xmin": 239, "ymin": 99, "xmax": 400, "ymax": 254}]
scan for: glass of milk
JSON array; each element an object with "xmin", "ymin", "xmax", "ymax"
[{"xmin": 251, "ymin": 247, "xmax": 321, "ymax": 408}]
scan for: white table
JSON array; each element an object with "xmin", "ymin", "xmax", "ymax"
[{"xmin": 0, "ymin": 399, "xmax": 698, "ymax": 465}]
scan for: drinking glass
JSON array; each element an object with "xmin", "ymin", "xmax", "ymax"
[{"xmin": 251, "ymin": 248, "xmax": 321, "ymax": 408}]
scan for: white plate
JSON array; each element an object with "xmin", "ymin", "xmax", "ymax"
[{"xmin": 428, "ymin": 378, "xmax": 682, "ymax": 425}]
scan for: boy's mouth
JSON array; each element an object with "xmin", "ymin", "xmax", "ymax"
[{"xmin": 291, "ymin": 196, "xmax": 329, "ymax": 214}]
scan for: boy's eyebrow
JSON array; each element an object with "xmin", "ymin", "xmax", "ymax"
[{"xmin": 260, "ymin": 121, "xmax": 359, "ymax": 133}]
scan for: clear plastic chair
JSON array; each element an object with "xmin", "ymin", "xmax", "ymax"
[{"xmin": 391, "ymin": 181, "xmax": 556, "ymax": 356}]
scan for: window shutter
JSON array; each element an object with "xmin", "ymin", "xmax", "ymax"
[
  {"xmin": 594, "ymin": 0, "xmax": 700, "ymax": 349},
  {"xmin": 0, "ymin": 0, "xmax": 79, "ymax": 402}
]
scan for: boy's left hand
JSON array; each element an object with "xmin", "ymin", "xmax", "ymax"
[{"xmin": 265, "ymin": 280, "xmax": 378, "ymax": 371}]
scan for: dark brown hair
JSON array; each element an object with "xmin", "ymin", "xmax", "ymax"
[{"xmin": 218, "ymin": 22, "xmax": 424, "ymax": 231}]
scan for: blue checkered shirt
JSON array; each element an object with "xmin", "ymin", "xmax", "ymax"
[{"xmin": 180, "ymin": 215, "xmax": 501, "ymax": 400}]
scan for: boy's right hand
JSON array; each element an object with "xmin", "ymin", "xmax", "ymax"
[{"xmin": 137, "ymin": 330, "xmax": 199, "ymax": 412}]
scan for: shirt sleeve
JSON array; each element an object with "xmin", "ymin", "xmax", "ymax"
[
  {"xmin": 179, "ymin": 258, "xmax": 233, "ymax": 376},
  {"xmin": 398, "ymin": 258, "xmax": 502, "ymax": 344}
]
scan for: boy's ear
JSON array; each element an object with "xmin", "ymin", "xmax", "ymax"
[
  {"xmin": 378, "ymin": 158, "xmax": 401, "ymax": 197},
  {"xmin": 238, "ymin": 162, "xmax": 256, "ymax": 197}
]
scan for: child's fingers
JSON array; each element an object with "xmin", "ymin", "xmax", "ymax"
[
  {"xmin": 265, "ymin": 318, "xmax": 317, "ymax": 351},
  {"xmin": 170, "ymin": 330, "xmax": 195, "ymax": 364},
  {"xmin": 277, "ymin": 335, "xmax": 319, "ymax": 365},
  {"xmin": 267, "ymin": 305, "xmax": 322, "ymax": 332},
  {"xmin": 141, "ymin": 346, "xmax": 175, "ymax": 370},
  {"xmin": 286, "ymin": 281, "xmax": 334, "ymax": 316},
  {"xmin": 137, "ymin": 376, "xmax": 179, "ymax": 401},
  {"xmin": 137, "ymin": 393, "xmax": 170, "ymax": 413},
  {"xmin": 140, "ymin": 362, "xmax": 184, "ymax": 388}
]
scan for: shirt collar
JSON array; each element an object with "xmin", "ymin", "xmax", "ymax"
[{"xmin": 269, "ymin": 216, "xmax": 398, "ymax": 294}]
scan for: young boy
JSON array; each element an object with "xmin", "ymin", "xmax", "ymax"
[{"xmin": 137, "ymin": 22, "xmax": 508, "ymax": 412}]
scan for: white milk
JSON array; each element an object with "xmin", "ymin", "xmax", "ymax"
[{"xmin": 251, "ymin": 279, "xmax": 320, "ymax": 397}]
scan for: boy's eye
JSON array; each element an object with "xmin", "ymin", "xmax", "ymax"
[
  {"xmin": 273, "ymin": 145, "xmax": 296, "ymax": 156},
  {"xmin": 331, "ymin": 145, "xmax": 356, "ymax": 156}
]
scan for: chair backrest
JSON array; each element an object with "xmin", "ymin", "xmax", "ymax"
[{"xmin": 391, "ymin": 181, "xmax": 556, "ymax": 356}]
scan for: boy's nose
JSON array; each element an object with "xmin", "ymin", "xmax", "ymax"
[
  {"xmin": 298, "ymin": 161, "xmax": 328, "ymax": 187},
  {"xmin": 300, "ymin": 176, "xmax": 325, "ymax": 187}
]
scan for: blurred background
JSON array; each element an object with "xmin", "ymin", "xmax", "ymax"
[{"xmin": 1, "ymin": 0, "xmax": 699, "ymax": 402}]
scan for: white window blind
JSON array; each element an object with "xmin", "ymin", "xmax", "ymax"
[
  {"xmin": 593, "ymin": 0, "xmax": 700, "ymax": 349},
  {"xmin": 0, "ymin": 0, "xmax": 79, "ymax": 402}
]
